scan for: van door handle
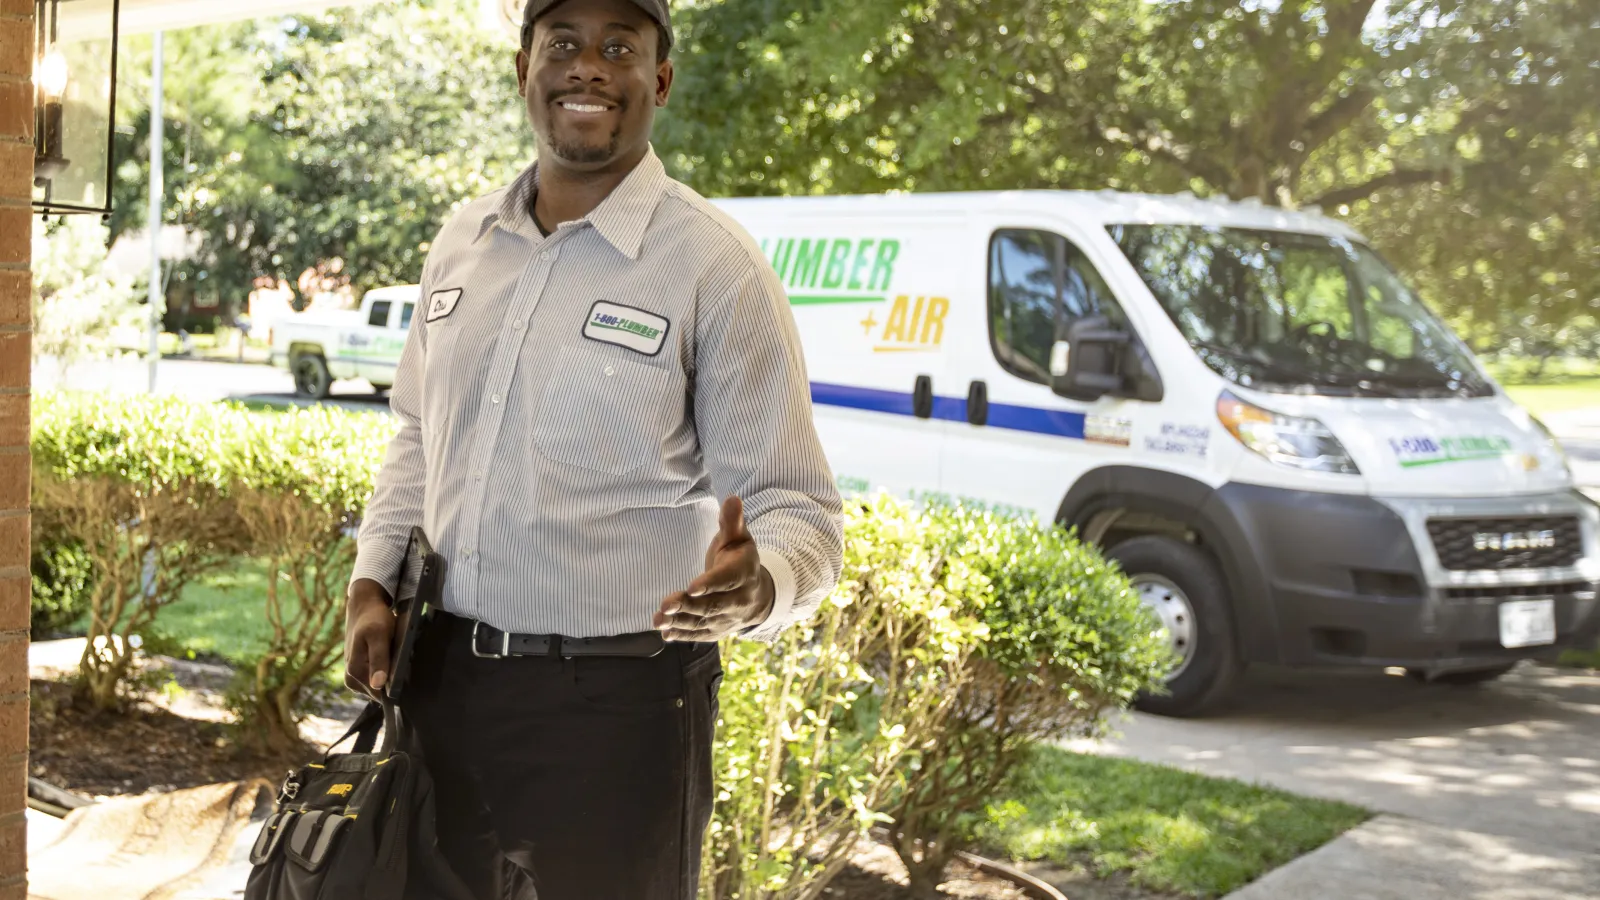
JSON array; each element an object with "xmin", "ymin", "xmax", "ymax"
[
  {"xmin": 966, "ymin": 380, "xmax": 989, "ymax": 426},
  {"xmin": 912, "ymin": 375, "xmax": 933, "ymax": 419}
]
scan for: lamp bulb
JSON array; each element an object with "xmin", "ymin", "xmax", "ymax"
[{"xmin": 37, "ymin": 50, "xmax": 69, "ymax": 99}]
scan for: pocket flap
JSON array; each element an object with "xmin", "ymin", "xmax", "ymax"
[{"xmin": 248, "ymin": 810, "xmax": 297, "ymax": 865}]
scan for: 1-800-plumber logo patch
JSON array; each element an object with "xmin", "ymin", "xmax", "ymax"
[{"xmin": 582, "ymin": 301, "xmax": 670, "ymax": 356}]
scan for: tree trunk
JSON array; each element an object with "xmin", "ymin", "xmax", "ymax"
[{"xmin": 903, "ymin": 858, "xmax": 949, "ymax": 900}]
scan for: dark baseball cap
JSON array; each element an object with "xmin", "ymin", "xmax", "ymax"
[{"xmin": 522, "ymin": 0, "xmax": 674, "ymax": 49}]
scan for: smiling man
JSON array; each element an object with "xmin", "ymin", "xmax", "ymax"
[{"xmin": 339, "ymin": 0, "xmax": 844, "ymax": 897}]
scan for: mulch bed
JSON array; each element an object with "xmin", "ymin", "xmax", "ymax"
[{"xmin": 28, "ymin": 679, "xmax": 292, "ymax": 798}]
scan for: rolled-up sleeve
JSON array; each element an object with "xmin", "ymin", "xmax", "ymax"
[
  {"xmin": 350, "ymin": 286, "xmax": 431, "ymax": 599},
  {"xmin": 694, "ymin": 261, "xmax": 844, "ymax": 642}
]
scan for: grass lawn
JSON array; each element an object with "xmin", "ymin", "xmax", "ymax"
[
  {"xmin": 1558, "ymin": 646, "xmax": 1600, "ymax": 670},
  {"xmin": 982, "ymin": 745, "xmax": 1369, "ymax": 898},
  {"xmin": 1502, "ymin": 377, "xmax": 1600, "ymax": 416},
  {"xmin": 141, "ymin": 561, "xmax": 278, "ymax": 663}
]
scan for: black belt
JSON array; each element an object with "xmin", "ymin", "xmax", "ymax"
[{"xmin": 459, "ymin": 616, "xmax": 666, "ymax": 659}]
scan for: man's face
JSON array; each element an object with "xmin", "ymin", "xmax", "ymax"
[{"xmin": 517, "ymin": 0, "xmax": 673, "ymax": 171}]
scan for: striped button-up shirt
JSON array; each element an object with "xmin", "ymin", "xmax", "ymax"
[{"xmin": 351, "ymin": 149, "xmax": 844, "ymax": 641}]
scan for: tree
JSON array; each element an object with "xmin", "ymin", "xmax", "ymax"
[
  {"xmin": 31, "ymin": 217, "xmax": 142, "ymax": 365},
  {"xmin": 657, "ymin": 0, "xmax": 1600, "ymax": 352},
  {"xmin": 110, "ymin": 0, "xmax": 534, "ymax": 312}
]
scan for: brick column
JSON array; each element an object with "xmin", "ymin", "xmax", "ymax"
[{"xmin": 0, "ymin": 0, "xmax": 27, "ymax": 896}]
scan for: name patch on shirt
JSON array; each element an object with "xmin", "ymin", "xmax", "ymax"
[
  {"xmin": 426, "ymin": 288, "xmax": 464, "ymax": 322},
  {"xmin": 582, "ymin": 301, "xmax": 670, "ymax": 356}
]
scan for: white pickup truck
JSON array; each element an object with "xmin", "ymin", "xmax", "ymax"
[{"xmin": 269, "ymin": 285, "xmax": 419, "ymax": 398}]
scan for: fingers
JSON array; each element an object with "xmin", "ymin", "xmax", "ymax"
[
  {"xmin": 719, "ymin": 495, "xmax": 749, "ymax": 541},
  {"xmin": 688, "ymin": 559, "xmax": 752, "ymax": 598},
  {"xmin": 365, "ymin": 627, "xmax": 391, "ymax": 691},
  {"xmin": 655, "ymin": 592, "xmax": 735, "ymax": 642}
]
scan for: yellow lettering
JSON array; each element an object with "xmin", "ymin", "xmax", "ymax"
[
  {"xmin": 327, "ymin": 784, "xmax": 354, "ymax": 797},
  {"xmin": 909, "ymin": 296, "xmax": 927, "ymax": 340},
  {"xmin": 881, "ymin": 296, "xmax": 911, "ymax": 343},
  {"xmin": 919, "ymin": 296, "xmax": 949, "ymax": 346}
]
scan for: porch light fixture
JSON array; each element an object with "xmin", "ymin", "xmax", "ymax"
[{"xmin": 33, "ymin": 0, "xmax": 121, "ymax": 216}]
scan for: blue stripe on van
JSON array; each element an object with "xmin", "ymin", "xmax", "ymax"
[{"xmin": 809, "ymin": 382, "xmax": 1088, "ymax": 439}]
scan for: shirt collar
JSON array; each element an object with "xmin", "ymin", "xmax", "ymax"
[{"xmin": 474, "ymin": 146, "xmax": 669, "ymax": 261}]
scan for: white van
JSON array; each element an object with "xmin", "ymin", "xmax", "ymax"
[{"xmin": 713, "ymin": 190, "xmax": 1600, "ymax": 715}]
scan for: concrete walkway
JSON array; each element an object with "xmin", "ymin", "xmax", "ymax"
[{"xmin": 1077, "ymin": 665, "xmax": 1600, "ymax": 899}]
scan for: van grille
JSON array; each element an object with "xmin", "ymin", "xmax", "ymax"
[{"xmin": 1426, "ymin": 517, "xmax": 1582, "ymax": 571}]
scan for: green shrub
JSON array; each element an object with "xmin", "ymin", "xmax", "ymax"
[
  {"xmin": 702, "ymin": 496, "xmax": 985, "ymax": 900},
  {"xmin": 878, "ymin": 507, "xmax": 1171, "ymax": 899},
  {"xmin": 29, "ymin": 527, "xmax": 95, "ymax": 637},
  {"xmin": 224, "ymin": 405, "xmax": 393, "ymax": 753},
  {"xmin": 31, "ymin": 392, "xmax": 254, "ymax": 710}
]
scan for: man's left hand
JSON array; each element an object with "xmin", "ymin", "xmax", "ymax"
[{"xmin": 655, "ymin": 495, "xmax": 774, "ymax": 642}]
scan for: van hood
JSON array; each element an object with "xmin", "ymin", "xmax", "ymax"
[{"xmin": 1239, "ymin": 390, "xmax": 1573, "ymax": 497}]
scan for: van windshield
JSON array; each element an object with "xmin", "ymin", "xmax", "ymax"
[{"xmin": 1108, "ymin": 224, "xmax": 1492, "ymax": 398}]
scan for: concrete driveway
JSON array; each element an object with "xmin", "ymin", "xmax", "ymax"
[{"xmin": 1078, "ymin": 665, "xmax": 1600, "ymax": 899}]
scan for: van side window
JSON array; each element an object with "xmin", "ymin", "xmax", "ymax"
[
  {"xmin": 989, "ymin": 230, "xmax": 1127, "ymax": 385},
  {"xmin": 368, "ymin": 300, "xmax": 393, "ymax": 328},
  {"xmin": 399, "ymin": 302, "xmax": 415, "ymax": 331}
]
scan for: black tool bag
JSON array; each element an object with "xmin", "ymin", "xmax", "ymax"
[{"xmin": 244, "ymin": 699, "xmax": 474, "ymax": 900}]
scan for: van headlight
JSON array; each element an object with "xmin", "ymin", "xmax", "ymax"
[
  {"xmin": 1216, "ymin": 391, "xmax": 1360, "ymax": 475},
  {"xmin": 1529, "ymin": 416, "xmax": 1573, "ymax": 478}
]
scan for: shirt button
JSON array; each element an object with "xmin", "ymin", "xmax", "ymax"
[
  {"xmin": 540, "ymin": 252, "xmax": 550, "ymax": 261},
  {"xmin": 513, "ymin": 320, "xmax": 526, "ymax": 330},
  {"xmin": 604, "ymin": 366, "xmax": 615, "ymax": 377},
  {"xmin": 461, "ymin": 547, "xmax": 473, "ymax": 557},
  {"xmin": 491, "ymin": 394, "xmax": 502, "ymax": 404}
]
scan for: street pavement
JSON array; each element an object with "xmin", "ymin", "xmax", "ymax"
[
  {"xmin": 35, "ymin": 356, "xmax": 390, "ymax": 414},
  {"xmin": 1074, "ymin": 665, "xmax": 1600, "ymax": 899}
]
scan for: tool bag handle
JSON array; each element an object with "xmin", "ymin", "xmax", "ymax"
[{"xmin": 325, "ymin": 697, "xmax": 400, "ymax": 759}]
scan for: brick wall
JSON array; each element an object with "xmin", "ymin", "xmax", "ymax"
[{"xmin": 0, "ymin": 0, "xmax": 26, "ymax": 895}]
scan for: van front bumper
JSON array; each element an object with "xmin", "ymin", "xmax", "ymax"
[{"xmin": 1212, "ymin": 484, "xmax": 1600, "ymax": 671}]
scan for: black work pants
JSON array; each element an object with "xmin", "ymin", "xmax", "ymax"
[{"xmin": 403, "ymin": 611, "xmax": 722, "ymax": 900}]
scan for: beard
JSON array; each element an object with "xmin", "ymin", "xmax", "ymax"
[{"xmin": 550, "ymin": 126, "xmax": 623, "ymax": 165}]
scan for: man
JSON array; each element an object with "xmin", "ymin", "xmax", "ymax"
[{"xmin": 341, "ymin": 0, "xmax": 844, "ymax": 896}]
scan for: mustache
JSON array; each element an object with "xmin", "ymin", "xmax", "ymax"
[{"xmin": 548, "ymin": 88, "xmax": 626, "ymax": 108}]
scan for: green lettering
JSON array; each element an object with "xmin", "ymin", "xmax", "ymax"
[
  {"xmin": 847, "ymin": 239, "xmax": 875, "ymax": 290},
  {"xmin": 822, "ymin": 239, "xmax": 852, "ymax": 289},
  {"xmin": 870, "ymin": 240, "xmax": 900, "ymax": 291},
  {"xmin": 791, "ymin": 239, "xmax": 827, "ymax": 288},
  {"xmin": 770, "ymin": 238, "xmax": 795, "ymax": 282}
]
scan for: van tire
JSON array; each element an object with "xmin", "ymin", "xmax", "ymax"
[
  {"xmin": 291, "ymin": 354, "xmax": 332, "ymax": 400},
  {"xmin": 1107, "ymin": 536, "xmax": 1241, "ymax": 717}
]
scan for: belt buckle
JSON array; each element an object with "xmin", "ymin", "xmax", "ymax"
[{"xmin": 470, "ymin": 620, "xmax": 511, "ymax": 659}]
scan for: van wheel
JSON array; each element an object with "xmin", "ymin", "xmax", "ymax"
[
  {"xmin": 1107, "ymin": 536, "xmax": 1241, "ymax": 717},
  {"xmin": 291, "ymin": 354, "xmax": 332, "ymax": 399}
]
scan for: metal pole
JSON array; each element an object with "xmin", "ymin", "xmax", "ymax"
[{"xmin": 147, "ymin": 31, "xmax": 164, "ymax": 393}]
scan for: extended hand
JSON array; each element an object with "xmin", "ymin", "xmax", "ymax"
[{"xmin": 654, "ymin": 496, "xmax": 774, "ymax": 642}]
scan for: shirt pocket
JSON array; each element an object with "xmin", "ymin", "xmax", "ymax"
[{"xmin": 532, "ymin": 344, "xmax": 670, "ymax": 475}]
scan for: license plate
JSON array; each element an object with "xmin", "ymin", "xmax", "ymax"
[{"xmin": 1499, "ymin": 599, "xmax": 1556, "ymax": 649}]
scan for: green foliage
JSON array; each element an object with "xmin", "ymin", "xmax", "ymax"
[
  {"xmin": 32, "ymin": 393, "xmax": 253, "ymax": 709},
  {"xmin": 659, "ymin": 0, "xmax": 1599, "ymax": 354},
  {"xmin": 31, "ymin": 217, "xmax": 143, "ymax": 365},
  {"xmin": 110, "ymin": 0, "xmax": 533, "ymax": 310},
  {"xmin": 224, "ymin": 405, "xmax": 395, "ymax": 753},
  {"xmin": 981, "ymin": 746, "xmax": 1370, "ymax": 898},
  {"xmin": 704, "ymin": 496, "xmax": 984, "ymax": 899},
  {"xmin": 30, "ymin": 532, "xmax": 95, "ymax": 637},
  {"xmin": 876, "ymin": 507, "xmax": 1170, "ymax": 896}
]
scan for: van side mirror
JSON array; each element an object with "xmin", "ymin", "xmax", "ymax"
[{"xmin": 1051, "ymin": 316, "xmax": 1129, "ymax": 401}]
